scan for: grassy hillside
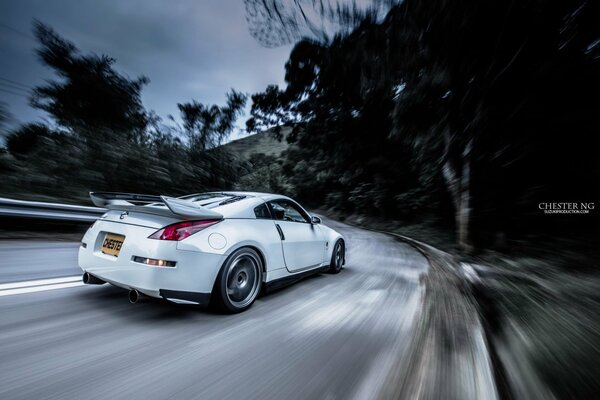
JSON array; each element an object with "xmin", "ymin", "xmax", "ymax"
[
  {"xmin": 222, "ymin": 127, "xmax": 290, "ymax": 160},
  {"xmin": 219, "ymin": 127, "xmax": 292, "ymax": 194},
  {"xmin": 0, "ymin": 127, "xmax": 291, "ymax": 204}
]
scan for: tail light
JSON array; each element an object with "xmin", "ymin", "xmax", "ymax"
[{"xmin": 149, "ymin": 219, "xmax": 221, "ymax": 241}]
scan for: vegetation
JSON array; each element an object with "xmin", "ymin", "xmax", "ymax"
[
  {"xmin": 2, "ymin": 3, "xmax": 597, "ymax": 253},
  {"xmin": 245, "ymin": 0, "xmax": 600, "ymax": 253},
  {"xmin": 2, "ymin": 4, "xmax": 597, "ymax": 253},
  {"xmin": 0, "ymin": 22, "xmax": 248, "ymax": 203}
]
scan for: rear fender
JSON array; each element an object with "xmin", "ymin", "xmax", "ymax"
[{"xmin": 176, "ymin": 219, "xmax": 286, "ymax": 272}]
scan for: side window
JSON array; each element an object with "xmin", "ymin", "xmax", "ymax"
[
  {"xmin": 254, "ymin": 203, "xmax": 272, "ymax": 219},
  {"xmin": 269, "ymin": 200, "xmax": 310, "ymax": 223}
]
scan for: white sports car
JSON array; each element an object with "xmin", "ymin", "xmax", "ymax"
[{"xmin": 79, "ymin": 192, "xmax": 345, "ymax": 312}]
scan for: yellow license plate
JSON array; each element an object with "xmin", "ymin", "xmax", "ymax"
[{"xmin": 101, "ymin": 233, "xmax": 125, "ymax": 257}]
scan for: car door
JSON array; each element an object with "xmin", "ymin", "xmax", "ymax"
[{"xmin": 268, "ymin": 199, "xmax": 326, "ymax": 272}]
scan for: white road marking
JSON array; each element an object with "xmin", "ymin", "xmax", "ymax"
[{"xmin": 0, "ymin": 276, "xmax": 84, "ymax": 297}]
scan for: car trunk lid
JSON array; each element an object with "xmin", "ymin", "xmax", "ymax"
[{"xmin": 99, "ymin": 209, "xmax": 178, "ymax": 229}]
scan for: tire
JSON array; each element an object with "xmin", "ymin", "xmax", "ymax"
[
  {"xmin": 327, "ymin": 240, "xmax": 344, "ymax": 274},
  {"xmin": 213, "ymin": 247, "xmax": 263, "ymax": 313}
]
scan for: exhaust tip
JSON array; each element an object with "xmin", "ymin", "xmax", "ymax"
[
  {"xmin": 82, "ymin": 272, "xmax": 105, "ymax": 285},
  {"xmin": 128, "ymin": 289, "xmax": 140, "ymax": 304}
]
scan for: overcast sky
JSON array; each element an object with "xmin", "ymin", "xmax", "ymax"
[{"xmin": 0, "ymin": 0, "xmax": 292, "ymax": 140}]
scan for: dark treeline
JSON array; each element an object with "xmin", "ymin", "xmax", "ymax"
[
  {"xmin": 0, "ymin": 22, "xmax": 249, "ymax": 203},
  {"xmin": 246, "ymin": 0, "xmax": 600, "ymax": 251},
  {"xmin": 1, "ymin": 3, "xmax": 599, "ymax": 252}
]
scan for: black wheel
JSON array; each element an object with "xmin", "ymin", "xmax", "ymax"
[
  {"xmin": 328, "ymin": 240, "xmax": 344, "ymax": 274},
  {"xmin": 213, "ymin": 247, "xmax": 263, "ymax": 313}
]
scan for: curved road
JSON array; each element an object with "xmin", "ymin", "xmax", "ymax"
[{"xmin": 0, "ymin": 218, "xmax": 428, "ymax": 400}]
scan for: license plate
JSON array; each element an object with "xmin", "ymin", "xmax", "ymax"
[{"xmin": 101, "ymin": 233, "xmax": 125, "ymax": 257}]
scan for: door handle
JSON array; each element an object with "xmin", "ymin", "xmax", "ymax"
[{"xmin": 275, "ymin": 224, "xmax": 285, "ymax": 240}]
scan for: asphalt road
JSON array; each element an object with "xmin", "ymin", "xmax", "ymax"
[
  {"xmin": 0, "ymin": 218, "xmax": 428, "ymax": 400},
  {"xmin": 0, "ymin": 241, "xmax": 81, "ymax": 282}
]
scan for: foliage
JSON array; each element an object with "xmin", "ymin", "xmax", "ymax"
[
  {"xmin": 246, "ymin": 0, "xmax": 600, "ymax": 247},
  {"xmin": 0, "ymin": 22, "xmax": 248, "ymax": 204},
  {"xmin": 178, "ymin": 90, "xmax": 247, "ymax": 151},
  {"xmin": 244, "ymin": 0, "xmax": 401, "ymax": 47},
  {"xmin": 247, "ymin": 28, "xmax": 443, "ymax": 219},
  {"xmin": 30, "ymin": 21, "xmax": 150, "ymax": 138}
]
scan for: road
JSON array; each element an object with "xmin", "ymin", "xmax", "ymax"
[{"xmin": 0, "ymin": 218, "xmax": 428, "ymax": 400}]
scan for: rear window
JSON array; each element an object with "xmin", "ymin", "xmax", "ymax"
[
  {"xmin": 179, "ymin": 193, "xmax": 247, "ymax": 209},
  {"xmin": 254, "ymin": 203, "xmax": 271, "ymax": 219},
  {"xmin": 179, "ymin": 193, "xmax": 224, "ymax": 201}
]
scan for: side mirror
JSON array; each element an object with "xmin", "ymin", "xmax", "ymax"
[{"xmin": 311, "ymin": 216, "xmax": 321, "ymax": 224}]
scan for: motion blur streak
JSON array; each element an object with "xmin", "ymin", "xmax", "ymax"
[
  {"xmin": 0, "ymin": 218, "xmax": 429, "ymax": 400},
  {"xmin": 0, "ymin": 241, "xmax": 81, "ymax": 282},
  {"xmin": 0, "ymin": 276, "xmax": 81, "ymax": 291},
  {"xmin": 0, "ymin": 277, "xmax": 82, "ymax": 297}
]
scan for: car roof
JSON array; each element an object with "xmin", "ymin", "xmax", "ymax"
[{"xmin": 181, "ymin": 191, "xmax": 298, "ymax": 218}]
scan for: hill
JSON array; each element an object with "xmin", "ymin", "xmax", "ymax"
[
  {"xmin": 221, "ymin": 127, "xmax": 290, "ymax": 160},
  {"xmin": 218, "ymin": 127, "xmax": 292, "ymax": 194}
]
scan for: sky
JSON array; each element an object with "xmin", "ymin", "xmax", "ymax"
[{"xmin": 0, "ymin": 0, "xmax": 292, "ymax": 141}]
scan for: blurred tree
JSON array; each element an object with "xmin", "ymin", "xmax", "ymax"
[
  {"xmin": 246, "ymin": 0, "xmax": 600, "ymax": 251},
  {"xmin": 30, "ymin": 21, "xmax": 150, "ymax": 140},
  {"xmin": 5, "ymin": 123, "xmax": 53, "ymax": 158},
  {"xmin": 178, "ymin": 90, "xmax": 247, "ymax": 151},
  {"xmin": 390, "ymin": 0, "xmax": 600, "ymax": 249},
  {"xmin": 244, "ymin": 0, "xmax": 400, "ymax": 47},
  {"xmin": 248, "ymin": 30, "xmax": 428, "ymax": 217},
  {"xmin": 0, "ymin": 22, "xmax": 250, "ymax": 202}
]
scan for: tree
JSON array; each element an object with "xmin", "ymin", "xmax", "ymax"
[
  {"xmin": 30, "ymin": 21, "xmax": 150, "ymax": 138},
  {"xmin": 244, "ymin": 0, "xmax": 400, "ymax": 47},
  {"xmin": 389, "ymin": 0, "xmax": 600, "ymax": 249},
  {"xmin": 246, "ymin": 0, "xmax": 600, "ymax": 251},
  {"xmin": 178, "ymin": 90, "xmax": 247, "ymax": 151},
  {"xmin": 5, "ymin": 123, "xmax": 54, "ymax": 158},
  {"xmin": 248, "ymin": 28, "xmax": 426, "ymax": 216},
  {"xmin": 0, "ymin": 22, "xmax": 253, "ymax": 202}
]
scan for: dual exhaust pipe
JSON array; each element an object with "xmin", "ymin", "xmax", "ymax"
[
  {"xmin": 82, "ymin": 273, "xmax": 141, "ymax": 304},
  {"xmin": 82, "ymin": 272, "xmax": 105, "ymax": 285}
]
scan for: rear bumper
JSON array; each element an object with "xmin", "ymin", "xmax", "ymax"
[
  {"xmin": 159, "ymin": 289, "xmax": 212, "ymax": 305},
  {"xmin": 83, "ymin": 272, "xmax": 213, "ymax": 306},
  {"xmin": 78, "ymin": 220, "xmax": 225, "ymax": 302}
]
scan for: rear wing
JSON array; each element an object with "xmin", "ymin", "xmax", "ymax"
[{"xmin": 89, "ymin": 192, "xmax": 223, "ymax": 220}]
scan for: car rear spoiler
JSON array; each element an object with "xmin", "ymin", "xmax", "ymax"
[{"xmin": 89, "ymin": 192, "xmax": 223, "ymax": 220}]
